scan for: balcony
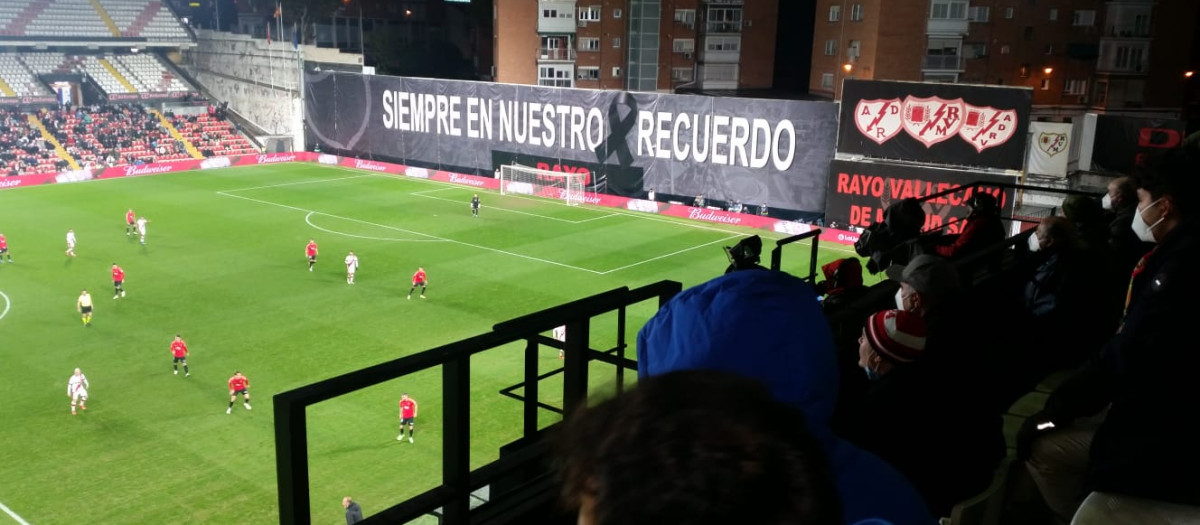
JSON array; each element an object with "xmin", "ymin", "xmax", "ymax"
[
  {"xmin": 922, "ymin": 55, "xmax": 965, "ymax": 71},
  {"xmin": 926, "ymin": 18, "xmax": 969, "ymax": 35},
  {"xmin": 702, "ymin": 0, "xmax": 744, "ymax": 4},
  {"xmin": 538, "ymin": 48, "xmax": 576, "ymax": 61},
  {"xmin": 1104, "ymin": 25, "xmax": 1151, "ymax": 38},
  {"xmin": 704, "ymin": 21, "xmax": 742, "ymax": 33},
  {"xmin": 699, "ymin": 50, "xmax": 739, "ymax": 63}
]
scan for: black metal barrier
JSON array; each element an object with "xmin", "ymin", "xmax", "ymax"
[
  {"xmin": 769, "ymin": 229, "xmax": 822, "ymax": 285},
  {"xmin": 274, "ymin": 280, "xmax": 683, "ymax": 525}
]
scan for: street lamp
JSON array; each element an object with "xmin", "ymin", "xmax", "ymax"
[
  {"xmin": 1043, "ymin": 67, "xmax": 1053, "ymax": 76},
  {"xmin": 1186, "ymin": 71, "xmax": 1195, "ymax": 79},
  {"xmin": 843, "ymin": 63, "xmax": 853, "ymax": 74}
]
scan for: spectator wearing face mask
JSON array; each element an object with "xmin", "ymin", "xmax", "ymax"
[
  {"xmin": 839, "ymin": 309, "xmax": 990, "ymax": 516},
  {"xmin": 1023, "ymin": 216, "xmax": 1102, "ymax": 374},
  {"xmin": 1019, "ymin": 135, "xmax": 1200, "ymax": 524},
  {"xmin": 1102, "ymin": 176, "xmax": 1152, "ymax": 277}
]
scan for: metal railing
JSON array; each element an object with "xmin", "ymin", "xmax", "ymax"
[
  {"xmin": 274, "ymin": 281, "xmax": 683, "ymax": 525},
  {"xmin": 704, "ymin": 21, "xmax": 742, "ymax": 33},
  {"xmin": 537, "ymin": 48, "xmax": 576, "ymax": 61},
  {"xmin": 922, "ymin": 55, "xmax": 965, "ymax": 71}
]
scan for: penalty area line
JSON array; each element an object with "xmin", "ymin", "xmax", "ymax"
[
  {"xmin": 0, "ymin": 290, "xmax": 9, "ymax": 323},
  {"xmin": 304, "ymin": 212, "xmax": 444, "ymax": 242},
  {"xmin": 0, "ymin": 500, "xmax": 31, "ymax": 525}
]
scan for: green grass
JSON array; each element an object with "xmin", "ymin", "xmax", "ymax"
[{"xmin": 0, "ymin": 163, "xmax": 863, "ymax": 524}]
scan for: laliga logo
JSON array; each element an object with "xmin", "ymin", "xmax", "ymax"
[
  {"xmin": 55, "ymin": 169, "xmax": 94, "ymax": 184},
  {"xmin": 688, "ymin": 208, "xmax": 742, "ymax": 225},
  {"xmin": 353, "ymin": 159, "xmax": 388, "ymax": 171},
  {"xmin": 448, "ymin": 173, "xmax": 485, "ymax": 187},
  {"xmin": 256, "ymin": 154, "xmax": 296, "ymax": 164},
  {"xmin": 200, "ymin": 156, "xmax": 232, "ymax": 170},
  {"xmin": 318, "ymin": 154, "xmax": 339, "ymax": 165},
  {"xmin": 124, "ymin": 164, "xmax": 175, "ymax": 176},
  {"xmin": 626, "ymin": 200, "xmax": 660, "ymax": 213}
]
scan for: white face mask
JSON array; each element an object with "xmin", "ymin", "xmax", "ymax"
[
  {"xmin": 1028, "ymin": 233, "xmax": 1042, "ymax": 252},
  {"xmin": 1132, "ymin": 199, "xmax": 1164, "ymax": 243},
  {"xmin": 895, "ymin": 289, "xmax": 907, "ymax": 311},
  {"xmin": 1101, "ymin": 194, "xmax": 1114, "ymax": 211}
]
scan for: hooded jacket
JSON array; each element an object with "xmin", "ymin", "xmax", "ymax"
[{"xmin": 637, "ymin": 270, "xmax": 936, "ymax": 525}]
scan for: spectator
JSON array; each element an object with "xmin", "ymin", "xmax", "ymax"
[
  {"xmin": 933, "ymin": 192, "xmax": 1007, "ymax": 259},
  {"xmin": 838, "ymin": 309, "xmax": 991, "ymax": 515},
  {"xmin": 1019, "ymin": 136, "xmax": 1200, "ymax": 523},
  {"xmin": 693, "ymin": 194, "xmax": 705, "ymax": 207},
  {"xmin": 342, "ymin": 497, "xmax": 363, "ymax": 524},
  {"xmin": 556, "ymin": 370, "xmax": 841, "ymax": 525},
  {"xmin": 1103, "ymin": 176, "xmax": 1153, "ymax": 279},
  {"xmin": 1061, "ymin": 194, "xmax": 1109, "ymax": 255},
  {"xmin": 1023, "ymin": 216, "xmax": 1098, "ymax": 374},
  {"xmin": 638, "ymin": 269, "xmax": 935, "ymax": 525}
]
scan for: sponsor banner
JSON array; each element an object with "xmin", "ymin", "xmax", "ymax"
[
  {"xmin": 233, "ymin": 152, "xmax": 301, "ymax": 166},
  {"xmin": 107, "ymin": 91, "xmax": 192, "ymax": 102},
  {"xmin": 824, "ymin": 159, "xmax": 1017, "ymax": 234},
  {"xmin": 97, "ymin": 159, "xmax": 204, "ymax": 179},
  {"xmin": 304, "ymin": 72, "xmax": 839, "ymax": 214},
  {"xmin": 0, "ymin": 172, "xmax": 61, "ymax": 188},
  {"xmin": 0, "ymin": 95, "xmax": 59, "ymax": 106},
  {"xmin": 838, "ymin": 80, "xmax": 1032, "ymax": 170},
  {"xmin": 430, "ymin": 170, "xmax": 502, "ymax": 190},
  {"xmin": 318, "ymin": 153, "xmax": 340, "ymax": 165},
  {"xmin": 660, "ymin": 205, "xmax": 780, "ymax": 229},
  {"xmin": 337, "ymin": 157, "xmax": 403, "ymax": 174},
  {"xmin": 1027, "ymin": 122, "xmax": 1072, "ymax": 177},
  {"xmin": 200, "ymin": 156, "xmax": 232, "ymax": 170},
  {"xmin": 55, "ymin": 168, "xmax": 94, "ymax": 184},
  {"xmin": 1090, "ymin": 115, "xmax": 1186, "ymax": 173}
]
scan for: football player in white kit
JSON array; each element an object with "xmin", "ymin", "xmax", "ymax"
[
  {"xmin": 136, "ymin": 217, "xmax": 149, "ymax": 245},
  {"xmin": 344, "ymin": 251, "xmax": 359, "ymax": 284},
  {"xmin": 68, "ymin": 368, "xmax": 89, "ymax": 415},
  {"xmin": 65, "ymin": 229, "xmax": 77, "ymax": 257}
]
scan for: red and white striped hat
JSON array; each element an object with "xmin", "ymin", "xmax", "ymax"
[{"xmin": 864, "ymin": 309, "xmax": 927, "ymax": 364}]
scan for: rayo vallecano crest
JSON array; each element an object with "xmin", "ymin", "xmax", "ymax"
[
  {"xmin": 1037, "ymin": 131, "xmax": 1069, "ymax": 157},
  {"xmin": 854, "ymin": 98, "xmax": 903, "ymax": 145}
]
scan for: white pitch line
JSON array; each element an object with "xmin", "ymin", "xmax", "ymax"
[
  {"xmin": 0, "ymin": 500, "xmax": 31, "ymax": 525},
  {"xmin": 324, "ymin": 166, "xmax": 859, "ymax": 254},
  {"xmin": 220, "ymin": 174, "xmax": 377, "ymax": 193},
  {"xmin": 304, "ymin": 212, "xmax": 446, "ymax": 243},
  {"xmin": 599, "ymin": 234, "xmax": 743, "ymax": 274},
  {"xmin": 0, "ymin": 291, "xmax": 9, "ymax": 323},
  {"xmin": 408, "ymin": 191, "xmax": 620, "ymax": 225},
  {"xmin": 218, "ymin": 191, "xmax": 604, "ymax": 274}
]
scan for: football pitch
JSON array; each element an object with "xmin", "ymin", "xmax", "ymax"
[{"xmin": 0, "ymin": 163, "xmax": 861, "ymax": 524}]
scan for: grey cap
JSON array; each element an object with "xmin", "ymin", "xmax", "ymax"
[{"xmin": 900, "ymin": 255, "xmax": 961, "ymax": 304}]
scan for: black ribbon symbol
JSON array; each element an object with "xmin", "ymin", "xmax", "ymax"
[{"xmin": 596, "ymin": 92, "xmax": 638, "ymax": 167}]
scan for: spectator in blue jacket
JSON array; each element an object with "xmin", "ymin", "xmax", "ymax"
[{"xmin": 638, "ymin": 269, "xmax": 936, "ymax": 525}]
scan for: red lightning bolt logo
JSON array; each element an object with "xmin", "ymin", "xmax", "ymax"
[
  {"xmin": 971, "ymin": 110, "xmax": 1004, "ymax": 141},
  {"xmin": 919, "ymin": 103, "xmax": 950, "ymax": 136},
  {"xmin": 865, "ymin": 101, "xmax": 893, "ymax": 132}
]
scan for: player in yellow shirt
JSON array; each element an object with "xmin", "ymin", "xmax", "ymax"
[{"xmin": 76, "ymin": 289, "xmax": 94, "ymax": 327}]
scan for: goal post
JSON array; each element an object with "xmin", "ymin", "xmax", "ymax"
[{"xmin": 499, "ymin": 164, "xmax": 587, "ymax": 206}]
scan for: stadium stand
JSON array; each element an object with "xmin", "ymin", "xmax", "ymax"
[
  {"xmin": 170, "ymin": 111, "xmax": 256, "ymax": 157},
  {"xmin": 99, "ymin": 0, "xmax": 190, "ymax": 41},
  {"xmin": 0, "ymin": 0, "xmax": 188, "ymax": 41},
  {"xmin": 0, "ymin": 54, "xmax": 52, "ymax": 96}
]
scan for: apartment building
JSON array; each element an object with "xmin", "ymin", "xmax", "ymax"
[
  {"xmin": 494, "ymin": 0, "xmax": 778, "ymax": 92},
  {"xmin": 810, "ymin": 0, "xmax": 1198, "ymax": 117}
]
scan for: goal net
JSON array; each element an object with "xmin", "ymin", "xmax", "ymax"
[{"xmin": 499, "ymin": 164, "xmax": 587, "ymax": 206}]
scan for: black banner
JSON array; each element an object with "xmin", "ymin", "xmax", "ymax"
[
  {"xmin": 304, "ymin": 72, "xmax": 839, "ymax": 214},
  {"xmin": 1090, "ymin": 115, "xmax": 1186, "ymax": 173},
  {"xmin": 824, "ymin": 159, "xmax": 1017, "ymax": 233},
  {"xmin": 837, "ymin": 80, "xmax": 1032, "ymax": 171}
]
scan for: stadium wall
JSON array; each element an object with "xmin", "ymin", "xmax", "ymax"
[{"xmin": 0, "ymin": 153, "xmax": 861, "ymax": 247}]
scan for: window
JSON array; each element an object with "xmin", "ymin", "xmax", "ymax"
[
  {"xmin": 1113, "ymin": 45, "xmax": 1145, "ymax": 71},
  {"xmin": 1024, "ymin": 26, "xmax": 1034, "ymax": 40},
  {"xmin": 673, "ymin": 39, "xmax": 695, "ymax": 53},
  {"xmin": 930, "ymin": 1, "xmax": 967, "ymax": 19},
  {"xmin": 1072, "ymin": 10, "xmax": 1095, "ymax": 26},
  {"xmin": 613, "ymin": 8, "xmax": 621, "ymax": 18},
  {"xmin": 578, "ymin": 6, "xmax": 600, "ymax": 22},
  {"xmin": 671, "ymin": 67, "xmax": 694, "ymax": 81},
  {"xmin": 967, "ymin": 42, "xmax": 988, "ymax": 58},
  {"xmin": 577, "ymin": 67, "xmax": 600, "ymax": 80},
  {"xmin": 612, "ymin": 66, "xmax": 622, "ymax": 78},
  {"xmin": 1049, "ymin": 8, "xmax": 1057, "ymax": 21},
  {"xmin": 707, "ymin": 7, "xmax": 742, "ymax": 32},
  {"xmin": 829, "ymin": 5, "xmax": 841, "ymax": 21},
  {"xmin": 1063, "ymin": 79, "xmax": 1087, "ymax": 95},
  {"xmin": 1019, "ymin": 63, "xmax": 1031, "ymax": 77},
  {"xmin": 1005, "ymin": 7, "xmax": 1014, "ymax": 19},
  {"xmin": 968, "ymin": 6, "xmax": 990, "ymax": 22},
  {"xmin": 821, "ymin": 73, "xmax": 834, "ymax": 89},
  {"xmin": 850, "ymin": 4, "xmax": 863, "ymax": 21},
  {"xmin": 706, "ymin": 37, "xmax": 740, "ymax": 52},
  {"xmin": 703, "ymin": 64, "xmax": 738, "ymax": 81},
  {"xmin": 674, "ymin": 9, "xmax": 696, "ymax": 25},
  {"xmin": 848, "ymin": 40, "xmax": 861, "ymax": 58},
  {"xmin": 1040, "ymin": 78, "xmax": 1050, "ymax": 90},
  {"xmin": 612, "ymin": 37, "xmax": 621, "ymax": 48},
  {"xmin": 538, "ymin": 66, "xmax": 572, "ymax": 87},
  {"xmin": 1044, "ymin": 44, "xmax": 1053, "ymax": 54},
  {"xmin": 1001, "ymin": 45, "xmax": 1011, "ymax": 55},
  {"xmin": 824, "ymin": 39, "xmax": 837, "ymax": 56},
  {"xmin": 1093, "ymin": 80, "xmax": 1107, "ymax": 104},
  {"xmin": 579, "ymin": 37, "xmax": 600, "ymax": 51},
  {"xmin": 542, "ymin": 9, "xmax": 557, "ymax": 18}
]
